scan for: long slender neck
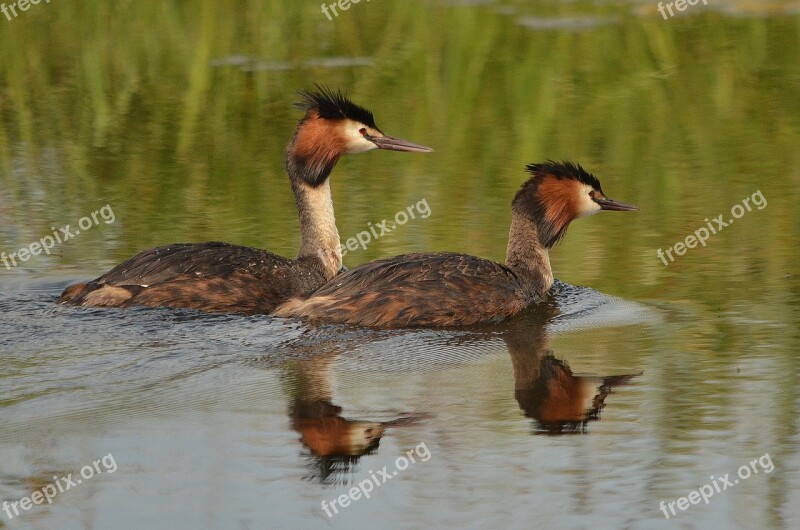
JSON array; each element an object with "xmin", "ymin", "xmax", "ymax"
[
  {"xmin": 505, "ymin": 211, "xmax": 553, "ymax": 297},
  {"xmin": 505, "ymin": 323, "xmax": 552, "ymax": 399},
  {"xmin": 290, "ymin": 177, "xmax": 341, "ymax": 279},
  {"xmin": 283, "ymin": 118, "xmax": 344, "ymax": 280}
]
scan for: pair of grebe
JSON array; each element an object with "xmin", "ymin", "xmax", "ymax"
[{"xmin": 60, "ymin": 87, "xmax": 637, "ymax": 328}]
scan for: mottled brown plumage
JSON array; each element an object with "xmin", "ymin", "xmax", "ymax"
[
  {"xmin": 58, "ymin": 86, "xmax": 431, "ymax": 313},
  {"xmin": 274, "ymin": 161, "xmax": 637, "ymax": 328},
  {"xmin": 276, "ymin": 252, "xmax": 538, "ymax": 327},
  {"xmin": 59, "ymin": 243, "xmax": 330, "ymax": 313}
]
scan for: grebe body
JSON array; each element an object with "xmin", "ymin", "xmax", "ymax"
[
  {"xmin": 58, "ymin": 87, "xmax": 431, "ymax": 313},
  {"xmin": 274, "ymin": 161, "xmax": 637, "ymax": 327}
]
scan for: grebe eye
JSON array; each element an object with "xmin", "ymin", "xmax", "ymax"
[{"xmin": 359, "ymin": 128, "xmax": 367, "ymax": 136}]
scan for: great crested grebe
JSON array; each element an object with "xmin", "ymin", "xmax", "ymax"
[
  {"xmin": 274, "ymin": 161, "xmax": 638, "ymax": 328},
  {"xmin": 58, "ymin": 86, "xmax": 432, "ymax": 313},
  {"xmin": 503, "ymin": 314, "xmax": 639, "ymax": 434}
]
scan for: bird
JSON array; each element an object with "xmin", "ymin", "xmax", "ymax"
[
  {"xmin": 273, "ymin": 161, "xmax": 638, "ymax": 328},
  {"xmin": 502, "ymin": 314, "xmax": 640, "ymax": 434},
  {"xmin": 58, "ymin": 86, "xmax": 432, "ymax": 313}
]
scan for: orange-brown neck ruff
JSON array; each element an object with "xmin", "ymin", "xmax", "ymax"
[
  {"xmin": 536, "ymin": 176, "xmax": 583, "ymax": 246},
  {"xmin": 513, "ymin": 175, "xmax": 582, "ymax": 248},
  {"xmin": 287, "ymin": 113, "xmax": 347, "ymax": 187}
]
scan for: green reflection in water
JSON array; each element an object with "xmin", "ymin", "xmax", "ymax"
[
  {"xmin": 1, "ymin": 2, "xmax": 797, "ymax": 304},
  {"xmin": 0, "ymin": 2, "xmax": 798, "ymax": 528}
]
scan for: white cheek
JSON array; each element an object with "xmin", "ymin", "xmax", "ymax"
[
  {"xmin": 345, "ymin": 136, "xmax": 378, "ymax": 153},
  {"xmin": 342, "ymin": 124, "xmax": 377, "ymax": 153},
  {"xmin": 576, "ymin": 186, "xmax": 602, "ymax": 218}
]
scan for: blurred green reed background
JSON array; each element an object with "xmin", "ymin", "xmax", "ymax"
[{"xmin": 0, "ymin": 0, "xmax": 798, "ymax": 314}]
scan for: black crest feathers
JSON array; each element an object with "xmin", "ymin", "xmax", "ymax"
[
  {"xmin": 295, "ymin": 84, "xmax": 377, "ymax": 127},
  {"xmin": 524, "ymin": 160, "xmax": 602, "ymax": 192}
]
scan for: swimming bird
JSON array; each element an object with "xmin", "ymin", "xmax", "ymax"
[
  {"xmin": 503, "ymin": 315, "xmax": 640, "ymax": 434},
  {"xmin": 274, "ymin": 161, "xmax": 637, "ymax": 327},
  {"xmin": 58, "ymin": 86, "xmax": 432, "ymax": 313}
]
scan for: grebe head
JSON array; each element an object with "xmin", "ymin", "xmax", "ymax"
[
  {"xmin": 514, "ymin": 161, "xmax": 638, "ymax": 248},
  {"xmin": 288, "ymin": 85, "xmax": 432, "ymax": 186}
]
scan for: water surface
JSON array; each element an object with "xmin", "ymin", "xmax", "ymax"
[{"xmin": 1, "ymin": 1, "xmax": 799, "ymax": 529}]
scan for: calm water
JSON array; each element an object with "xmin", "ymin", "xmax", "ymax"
[{"xmin": 1, "ymin": 1, "xmax": 799, "ymax": 529}]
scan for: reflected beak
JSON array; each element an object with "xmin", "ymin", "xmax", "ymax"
[
  {"xmin": 594, "ymin": 197, "xmax": 639, "ymax": 212},
  {"xmin": 371, "ymin": 134, "xmax": 433, "ymax": 153}
]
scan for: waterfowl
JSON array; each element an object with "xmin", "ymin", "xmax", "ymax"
[
  {"xmin": 274, "ymin": 161, "xmax": 637, "ymax": 327},
  {"xmin": 58, "ymin": 86, "xmax": 432, "ymax": 313}
]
